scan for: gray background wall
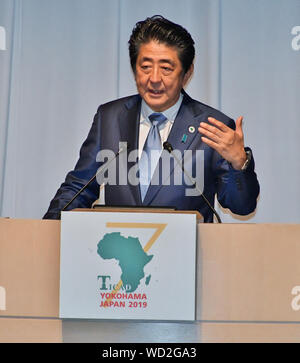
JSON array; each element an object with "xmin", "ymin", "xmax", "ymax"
[{"xmin": 0, "ymin": 0, "xmax": 299, "ymax": 222}]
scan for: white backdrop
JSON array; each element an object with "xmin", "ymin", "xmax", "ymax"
[{"xmin": 0, "ymin": 0, "xmax": 299, "ymax": 222}]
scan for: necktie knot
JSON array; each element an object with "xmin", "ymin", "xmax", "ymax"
[{"xmin": 148, "ymin": 113, "xmax": 167, "ymax": 127}]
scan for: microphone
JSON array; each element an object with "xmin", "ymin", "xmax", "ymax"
[
  {"xmin": 61, "ymin": 143, "xmax": 128, "ymax": 213},
  {"xmin": 163, "ymin": 141, "xmax": 222, "ymax": 223}
]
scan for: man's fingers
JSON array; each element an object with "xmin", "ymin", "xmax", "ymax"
[
  {"xmin": 207, "ymin": 117, "xmax": 228, "ymax": 132},
  {"xmin": 198, "ymin": 124, "xmax": 221, "ymax": 142},
  {"xmin": 235, "ymin": 116, "xmax": 244, "ymax": 134},
  {"xmin": 200, "ymin": 116, "xmax": 245, "ymax": 165},
  {"xmin": 201, "ymin": 136, "xmax": 219, "ymax": 151},
  {"xmin": 201, "ymin": 136, "xmax": 214, "ymax": 147}
]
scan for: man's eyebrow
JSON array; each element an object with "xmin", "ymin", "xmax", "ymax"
[
  {"xmin": 140, "ymin": 57, "xmax": 153, "ymax": 63},
  {"xmin": 140, "ymin": 57, "xmax": 175, "ymax": 66},
  {"xmin": 159, "ymin": 59, "xmax": 175, "ymax": 66}
]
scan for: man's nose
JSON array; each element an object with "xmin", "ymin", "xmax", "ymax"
[{"xmin": 149, "ymin": 67, "xmax": 161, "ymax": 84}]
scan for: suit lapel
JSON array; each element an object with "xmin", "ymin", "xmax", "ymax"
[
  {"xmin": 119, "ymin": 95, "xmax": 141, "ymax": 150},
  {"xmin": 143, "ymin": 91, "xmax": 205, "ymax": 205},
  {"xmin": 167, "ymin": 94, "xmax": 203, "ymax": 153},
  {"xmin": 120, "ymin": 95, "xmax": 142, "ymax": 205}
]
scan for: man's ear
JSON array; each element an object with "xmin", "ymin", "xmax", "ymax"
[{"xmin": 183, "ymin": 63, "xmax": 194, "ymax": 86}]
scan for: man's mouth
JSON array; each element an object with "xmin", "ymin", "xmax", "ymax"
[{"xmin": 148, "ymin": 89, "xmax": 164, "ymax": 95}]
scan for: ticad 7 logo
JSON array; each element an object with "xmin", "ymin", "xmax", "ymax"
[
  {"xmin": 0, "ymin": 26, "xmax": 6, "ymax": 51},
  {"xmin": 0, "ymin": 286, "xmax": 6, "ymax": 311},
  {"xmin": 291, "ymin": 25, "xmax": 300, "ymax": 51}
]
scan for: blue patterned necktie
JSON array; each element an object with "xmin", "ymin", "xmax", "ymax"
[{"xmin": 139, "ymin": 112, "xmax": 167, "ymax": 201}]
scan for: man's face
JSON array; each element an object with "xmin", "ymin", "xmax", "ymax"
[{"xmin": 134, "ymin": 40, "xmax": 192, "ymax": 112}]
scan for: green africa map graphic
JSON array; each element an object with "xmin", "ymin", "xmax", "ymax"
[{"xmin": 97, "ymin": 232, "xmax": 153, "ymax": 292}]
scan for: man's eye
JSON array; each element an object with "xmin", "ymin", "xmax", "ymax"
[{"xmin": 162, "ymin": 67, "xmax": 172, "ymax": 72}]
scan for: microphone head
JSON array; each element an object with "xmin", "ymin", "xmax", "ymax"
[{"xmin": 163, "ymin": 141, "xmax": 173, "ymax": 153}]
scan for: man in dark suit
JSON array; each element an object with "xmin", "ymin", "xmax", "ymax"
[{"xmin": 44, "ymin": 15, "xmax": 259, "ymax": 222}]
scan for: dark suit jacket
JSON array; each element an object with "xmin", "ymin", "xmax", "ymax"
[{"xmin": 43, "ymin": 91, "xmax": 259, "ymax": 222}]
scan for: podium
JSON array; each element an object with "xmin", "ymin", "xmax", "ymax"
[{"xmin": 1, "ymin": 214, "xmax": 300, "ymax": 342}]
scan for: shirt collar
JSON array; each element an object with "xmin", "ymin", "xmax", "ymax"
[{"xmin": 141, "ymin": 92, "xmax": 183, "ymax": 125}]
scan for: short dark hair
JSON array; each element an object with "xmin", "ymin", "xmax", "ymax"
[{"xmin": 128, "ymin": 15, "xmax": 195, "ymax": 74}]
